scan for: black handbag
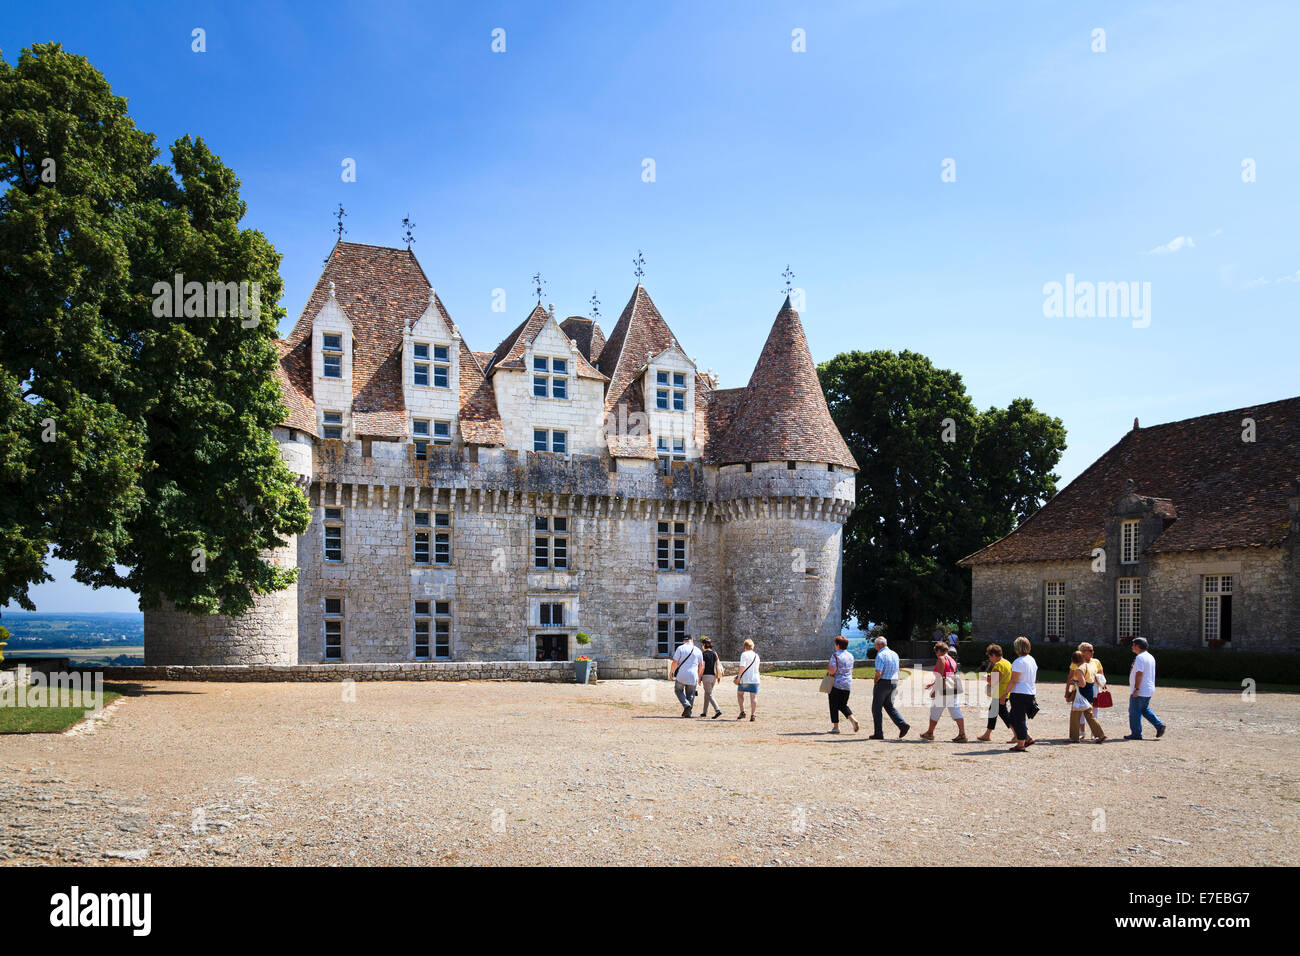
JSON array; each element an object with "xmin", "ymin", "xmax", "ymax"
[{"xmin": 1026, "ymin": 696, "xmax": 1040, "ymax": 720}]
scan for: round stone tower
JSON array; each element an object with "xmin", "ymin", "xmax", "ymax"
[
  {"xmin": 143, "ymin": 428, "xmax": 313, "ymax": 665},
  {"xmin": 712, "ymin": 297, "xmax": 858, "ymax": 661}
]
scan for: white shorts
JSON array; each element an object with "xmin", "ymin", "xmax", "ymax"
[{"xmin": 930, "ymin": 704, "xmax": 964, "ymax": 721}]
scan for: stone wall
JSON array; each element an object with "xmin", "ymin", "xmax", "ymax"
[
  {"xmin": 970, "ymin": 546, "xmax": 1296, "ymax": 650},
  {"xmin": 90, "ymin": 659, "xmax": 829, "ymax": 683},
  {"xmin": 145, "ymin": 436, "xmax": 857, "ymax": 665}
]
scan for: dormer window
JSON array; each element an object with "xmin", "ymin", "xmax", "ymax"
[
  {"xmin": 322, "ymin": 334, "xmax": 343, "ymax": 379},
  {"xmin": 1120, "ymin": 520, "xmax": 1140, "ymax": 564},
  {"xmin": 656, "ymin": 371, "xmax": 686, "ymax": 411},
  {"xmin": 414, "ymin": 343, "xmax": 451, "ymax": 388},
  {"xmin": 323, "ymin": 411, "xmax": 343, "ymax": 440},
  {"xmin": 533, "ymin": 356, "xmax": 568, "ymax": 399},
  {"xmin": 413, "ymin": 419, "xmax": 451, "ymax": 459},
  {"xmin": 657, "ymin": 436, "xmax": 686, "ymax": 474},
  {"xmin": 413, "ymin": 344, "xmax": 429, "ymax": 386},
  {"xmin": 433, "ymin": 345, "xmax": 450, "ymax": 388},
  {"xmin": 534, "ymin": 428, "xmax": 567, "ymax": 454}
]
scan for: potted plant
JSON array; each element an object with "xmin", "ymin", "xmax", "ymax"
[{"xmin": 574, "ymin": 633, "xmax": 593, "ymax": 683}]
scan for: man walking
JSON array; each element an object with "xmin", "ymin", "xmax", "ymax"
[
  {"xmin": 868, "ymin": 636, "xmax": 910, "ymax": 739},
  {"xmin": 670, "ymin": 635, "xmax": 703, "ymax": 718},
  {"xmin": 1125, "ymin": 637, "xmax": 1166, "ymax": 740}
]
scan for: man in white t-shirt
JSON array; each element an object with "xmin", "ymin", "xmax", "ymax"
[
  {"xmin": 1125, "ymin": 637, "xmax": 1166, "ymax": 740},
  {"xmin": 670, "ymin": 636, "xmax": 704, "ymax": 718}
]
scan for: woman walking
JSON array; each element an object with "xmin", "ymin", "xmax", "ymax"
[
  {"xmin": 1067, "ymin": 649, "xmax": 1106, "ymax": 742},
  {"xmin": 975, "ymin": 644, "xmax": 1014, "ymax": 742},
  {"xmin": 698, "ymin": 638, "xmax": 724, "ymax": 719},
  {"xmin": 825, "ymin": 636, "xmax": 859, "ymax": 733},
  {"xmin": 920, "ymin": 642, "xmax": 967, "ymax": 742},
  {"xmin": 735, "ymin": 639, "xmax": 761, "ymax": 721},
  {"xmin": 1003, "ymin": 636, "xmax": 1038, "ymax": 751}
]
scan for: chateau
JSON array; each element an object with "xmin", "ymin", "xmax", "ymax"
[
  {"xmin": 144, "ymin": 242, "xmax": 858, "ymax": 665},
  {"xmin": 960, "ymin": 397, "xmax": 1300, "ymax": 649}
]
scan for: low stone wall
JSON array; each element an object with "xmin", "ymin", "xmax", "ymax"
[{"xmin": 87, "ymin": 659, "xmax": 830, "ymax": 683}]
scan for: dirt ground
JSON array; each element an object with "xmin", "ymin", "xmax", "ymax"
[{"xmin": 2, "ymin": 673, "xmax": 1296, "ymax": 866}]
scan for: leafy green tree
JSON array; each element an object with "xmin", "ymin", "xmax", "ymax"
[
  {"xmin": 819, "ymin": 350, "xmax": 1065, "ymax": 641},
  {"xmin": 0, "ymin": 43, "xmax": 309, "ymax": 618}
]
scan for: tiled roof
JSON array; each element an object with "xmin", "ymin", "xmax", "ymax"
[
  {"xmin": 275, "ymin": 341, "xmax": 316, "ymax": 436},
  {"xmin": 699, "ymin": 387, "xmax": 744, "ymax": 463},
  {"xmin": 281, "ymin": 241, "xmax": 504, "ymax": 444},
  {"xmin": 487, "ymin": 304, "xmax": 607, "ymax": 380},
  {"xmin": 960, "ymin": 395, "xmax": 1300, "ymax": 565},
  {"xmin": 597, "ymin": 285, "xmax": 687, "ymax": 413},
  {"xmin": 560, "ymin": 315, "xmax": 606, "ymax": 364},
  {"xmin": 457, "ymin": 342, "xmax": 504, "ymax": 446},
  {"xmin": 711, "ymin": 298, "xmax": 858, "ymax": 469}
]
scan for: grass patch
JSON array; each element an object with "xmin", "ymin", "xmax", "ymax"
[
  {"xmin": 1034, "ymin": 669, "xmax": 1300, "ymax": 693},
  {"xmin": 0, "ymin": 689, "xmax": 122, "ymax": 733},
  {"xmin": 5, "ymin": 646, "xmax": 144, "ymax": 665},
  {"xmin": 767, "ymin": 666, "xmax": 913, "ymax": 681}
]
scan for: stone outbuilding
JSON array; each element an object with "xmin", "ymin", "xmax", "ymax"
[{"xmin": 959, "ymin": 397, "xmax": 1299, "ymax": 649}]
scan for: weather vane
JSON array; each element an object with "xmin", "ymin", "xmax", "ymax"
[
  {"xmin": 335, "ymin": 203, "xmax": 347, "ymax": 241},
  {"xmin": 590, "ymin": 291, "xmax": 601, "ymax": 318},
  {"xmin": 401, "ymin": 214, "xmax": 416, "ymax": 250},
  {"xmin": 633, "ymin": 250, "xmax": 646, "ymax": 283},
  {"xmin": 532, "ymin": 272, "xmax": 546, "ymax": 302},
  {"xmin": 782, "ymin": 264, "xmax": 795, "ymax": 296}
]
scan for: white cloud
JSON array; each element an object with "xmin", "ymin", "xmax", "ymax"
[
  {"xmin": 1208, "ymin": 228, "xmax": 1223, "ymax": 237},
  {"xmin": 1276, "ymin": 269, "xmax": 1300, "ymax": 284},
  {"xmin": 1242, "ymin": 276, "xmax": 1269, "ymax": 290},
  {"xmin": 1146, "ymin": 235, "xmax": 1195, "ymax": 255}
]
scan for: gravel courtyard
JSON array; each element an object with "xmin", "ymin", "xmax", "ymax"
[{"xmin": 2, "ymin": 673, "xmax": 1296, "ymax": 866}]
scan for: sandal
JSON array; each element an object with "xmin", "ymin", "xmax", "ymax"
[{"xmin": 951, "ymin": 735, "xmax": 968, "ymax": 743}]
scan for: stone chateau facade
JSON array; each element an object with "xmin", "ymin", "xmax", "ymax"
[
  {"xmin": 144, "ymin": 242, "xmax": 858, "ymax": 664},
  {"xmin": 960, "ymin": 397, "xmax": 1300, "ymax": 650}
]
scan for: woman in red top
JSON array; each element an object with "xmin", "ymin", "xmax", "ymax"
[{"xmin": 919, "ymin": 642, "xmax": 967, "ymax": 742}]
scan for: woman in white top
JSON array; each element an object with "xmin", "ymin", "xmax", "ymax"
[
  {"xmin": 1002, "ymin": 636, "xmax": 1038, "ymax": 751},
  {"xmin": 735, "ymin": 638, "xmax": 761, "ymax": 722}
]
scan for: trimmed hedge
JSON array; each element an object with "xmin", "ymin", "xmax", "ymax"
[{"xmin": 956, "ymin": 641, "xmax": 1300, "ymax": 685}]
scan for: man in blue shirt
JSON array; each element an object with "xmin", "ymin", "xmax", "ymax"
[{"xmin": 869, "ymin": 636, "xmax": 910, "ymax": 739}]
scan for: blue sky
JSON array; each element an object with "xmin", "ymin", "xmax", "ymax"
[{"xmin": 4, "ymin": 0, "xmax": 1298, "ymax": 613}]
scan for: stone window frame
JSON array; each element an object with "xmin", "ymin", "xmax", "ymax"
[
  {"xmin": 323, "ymin": 507, "xmax": 344, "ymax": 563},
  {"xmin": 1044, "ymin": 580, "xmax": 1065, "ymax": 639},
  {"xmin": 1120, "ymin": 520, "xmax": 1141, "ymax": 565},
  {"xmin": 533, "ymin": 427, "xmax": 568, "ymax": 455},
  {"xmin": 322, "ymin": 410, "xmax": 344, "ymax": 441},
  {"xmin": 323, "ymin": 595, "xmax": 344, "ymax": 661},
  {"xmin": 411, "ymin": 419, "xmax": 453, "ymax": 460},
  {"xmin": 655, "ymin": 370, "xmax": 687, "ymax": 411},
  {"xmin": 1116, "ymin": 577, "xmax": 1141, "ymax": 641},
  {"xmin": 413, "ymin": 511, "xmax": 452, "ymax": 566},
  {"xmin": 321, "ymin": 333, "xmax": 344, "ymax": 379},
  {"xmin": 656, "ymin": 436, "xmax": 686, "ymax": 475},
  {"xmin": 413, "ymin": 599, "xmax": 452, "ymax": 660},
  {"xmin": 533, "ymin": 515, "xmax": 569, "ymax": 570},
  {"xmin": 532, "ymin": 355, "xmax": 569, "ymax": 400},
  {"xmin": 656, "ymin": 601, "xmax": 688, "ymax": 657},
  {"xmin": 539, "ymin": 601, "xmax": 566, "ymax": 627},
  {"xmin": 656, "ymin": 519, "xmax": 689, "ymax": 572},
  {"xmin": 1202, "ymin": 574, "xmax": 1234, "ymax": 645}
]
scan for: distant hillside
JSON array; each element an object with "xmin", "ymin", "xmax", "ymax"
[{"xmin": 1, "ymin": 611, "xmax": 143, "ymax": 648}]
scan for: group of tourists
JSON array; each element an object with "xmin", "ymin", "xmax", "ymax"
[
  {"xmin": 669, "ymin": 636, "xmax": 762, "ymax": 721},
  {"xmin": 668, "ymin": 632, "xmax": 1169, "ymax": 748}
]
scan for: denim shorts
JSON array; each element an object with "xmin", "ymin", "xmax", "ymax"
[{"xmin": 739, "ymin": 683, "xmax": 759, "ymax": 694}]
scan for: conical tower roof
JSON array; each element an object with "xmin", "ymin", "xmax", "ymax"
[
  {"xmin": 596, "ymin": 284, "xmax": 687, "ymax": 412},
  {"xmin": 713, "ymin": 297, "xmax": 857, "ymax": 469}
]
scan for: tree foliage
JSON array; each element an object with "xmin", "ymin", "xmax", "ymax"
[
  {"xmin": 819, "ymin": 350, "xmax": 1066, "ymax": 641},
  {"xmin": 0, "ymin": 43, "xmax": 310, "ymax": 617}
]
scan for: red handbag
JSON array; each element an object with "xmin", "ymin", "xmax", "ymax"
[{"xmin": 1095, "ymin": 689, "xmax": 1113, "ymax": 709}]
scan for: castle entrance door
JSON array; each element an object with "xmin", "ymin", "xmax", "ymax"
[{"xmin": 535, "ymin": 634, "xmax": 569, "ymax": 661}]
